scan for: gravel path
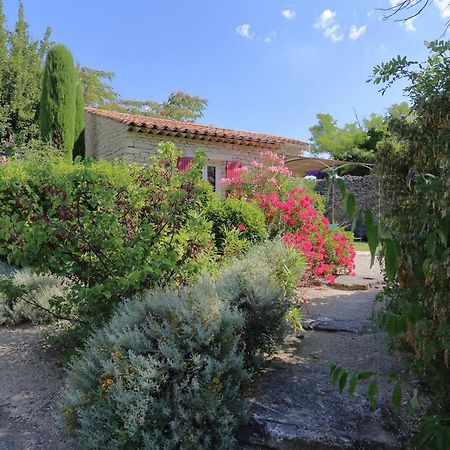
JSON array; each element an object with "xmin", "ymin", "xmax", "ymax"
[{"xmin": 0, "ymin": 326, "xmax": 74, "ymax": 450}]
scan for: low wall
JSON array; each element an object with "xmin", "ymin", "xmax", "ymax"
[{"xmin": 315, "ymin": 175, "xmax": 383, "ymax": 238}]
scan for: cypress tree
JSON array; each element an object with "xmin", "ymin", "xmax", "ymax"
[
  {"xmin": 73, "ymin": 78, "xmax": 85, "ymax": 159},
  {"xmin": 40, "ymin": 44, "xmax": 76, "ymax": 157}
]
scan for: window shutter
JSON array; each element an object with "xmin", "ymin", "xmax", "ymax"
[
  {"xmin": 177, "ymin": 156, "xmax": 193, "ymax": 173},
  {"xmin": 226, "ymin": 160, "xmax": 241, "ymax": 179}
]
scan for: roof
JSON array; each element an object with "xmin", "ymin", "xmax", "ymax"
[{"xmin": 85, "ymin": 107, "xmax": 307, "ymax": 148}]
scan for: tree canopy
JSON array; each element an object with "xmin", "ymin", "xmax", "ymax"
[
  {"xmin": 0, "ymin": 0, "xmax": 51, "ymax": 145},
  {"xmin": 79, "ymin": 67, "xmax": 208, "ymax": 122},
  {"xmin": 309, "ymin": 103, "xmax": 410, "ymax": 163}
]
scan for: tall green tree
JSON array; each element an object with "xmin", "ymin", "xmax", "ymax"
[
  {"xmin": 309, "ymin": 103, "xmax": 410, "ymax": 162},
  {"xmin": 40, "ymin": 44, "xmax": 76, "ymax": 157},
  {"xmin": 78, "ymin": 66, "xmax": 118, "ymax": 107},
  {"xmin": 78, "ymin": 67, "xmax": 208, "ymax": 122},
  {"xmin": 104, "ymin": 91, "xmax": 208, "ymax": 122},
  {"xmin": 73, "ymin": 78, "xmax": 85, "ymax": 159},
  {"xmin": 158, "ymin": 91, "xmax": 208, "ymax": 121},
  {"xmin": 0, "ymin": 0, "xmax": 51, "ymax": 145}
]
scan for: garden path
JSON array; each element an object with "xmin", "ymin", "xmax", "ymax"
[
  {"xmin": 239, "ymin": 253, "xmax": 420, "ymax": 450},
  {"xmin": 0, "ymin": 326, "xmax": 74, "ymax": 450}
]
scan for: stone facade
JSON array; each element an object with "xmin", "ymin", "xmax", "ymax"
[
  {"xmin": 315, "ymin": 175, "xmax": 383, "ymax": 237},
  {"xmin": 85, "ymin": 112, "xmax": 306, "ymax": 193}
]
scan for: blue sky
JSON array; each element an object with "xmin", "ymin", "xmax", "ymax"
[{"xmin": 3, "ymin": 0, "xmax": 448, "ymax": 142}]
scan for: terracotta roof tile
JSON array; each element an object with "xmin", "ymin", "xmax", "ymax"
[{"xmin": 85, "ymin": 107, "xmax": 306, "ymax": 147}]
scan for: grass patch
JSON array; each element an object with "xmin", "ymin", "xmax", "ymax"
[{"xmin": 352, "ymin": 241, "xmax": 370, "ymax": 252}]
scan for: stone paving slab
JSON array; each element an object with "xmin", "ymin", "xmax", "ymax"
[
  {"xmin": 238, "ymin": 291, "xmax": 418, "ymax": 449},
  {"xmin": 333, "ymin": 252, "xmax": 383, "ymax": 291},
  {"xmin": 238, "ymin": 251, "xmax": 420, "ymax": 450}
]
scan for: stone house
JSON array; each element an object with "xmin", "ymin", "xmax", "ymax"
[{"xmin": 85, "ymin": 108, "xmax": 307, "ymax": 192}]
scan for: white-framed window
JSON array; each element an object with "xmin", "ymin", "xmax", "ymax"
[{"xmin": 203, "ymin": 164, "xmax": 218, "ymax": 191}]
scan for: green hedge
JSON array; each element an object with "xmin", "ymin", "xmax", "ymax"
[
  {"xmin": 0, "ymin": 143, "xmax": 214, "ymax": 339},
  {"xmin": 206, "ymin": 197, "xmax": 268, "ymax": 254}
]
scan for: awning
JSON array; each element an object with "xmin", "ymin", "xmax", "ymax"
[{"xmin": 285, "ymin": 156, "xmax": 348, "ymax": 177}]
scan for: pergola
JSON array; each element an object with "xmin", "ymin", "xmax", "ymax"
[{"xmin": 284, "ymin": 156, "xmax": 348, "ymax": 177}]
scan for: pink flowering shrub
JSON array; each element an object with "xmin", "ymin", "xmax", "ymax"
[
  {"xmin": 221, "ymin": 151, "xmax": 292, "ymax": 198},
  {"xmin": 220, "ymin": 152, "xmax": 355, "ymax": 284},
  {"xmin": 257, "ymin": 189, "xmax": 355, "ymax": 283}
]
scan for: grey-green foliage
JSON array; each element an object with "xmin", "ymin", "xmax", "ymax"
[
  {"xmin": 39, "ymin": 44, "xmax": 76, "ymax": 157},
  {"xmin": 62, "ymin": 278, "xmax": 249, "ymax": 450},
  {"xmin": 216, "ymin": 240, "xmax": 305, "ymax": 364},
  {"xmin": 0, "ymin": 263, "xmax": 66, "ymax": 325}
]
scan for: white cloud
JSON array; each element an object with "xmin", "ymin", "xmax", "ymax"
[
  {"xmin": 264, "ymin": 30, "xmax": 277, "ymax": 43},
  {"xmin": 236, "ymin": 24, "xmax": 254, "ymax": 40},
  {"xmin": 400, "ymin": 17, "xmax": 417, "ymax": 31},
  {"xmin": 324, "ymin": 25, "xmax": 344, "ymax": 42},
  {"xmin": 434, "ymin": 0, "xmax": 450, "ymax": 18},
  {"xmin": 349, "ymin": 24, "xmax": 367, "ymax": 40},
  {"xmin": 315, "ymin": 9, "xmax": 336, "ymax": 29},
  {"xmin": 315, "ymin": 10, "xmax": 344, "ymax": 42},
  {"xmin": 282, "ymin": 9, "xmax": 296, "ymax": 20}
]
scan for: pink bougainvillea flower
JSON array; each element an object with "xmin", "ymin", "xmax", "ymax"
[{"xmin": 216, "ymin": 150, "xmax": 355, "ymax": 285}]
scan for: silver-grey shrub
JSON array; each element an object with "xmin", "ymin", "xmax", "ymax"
[
  {"xmin": 0, "ymin": 263, "xmax": 66, "ymax": 325},
  {"xmin": 62, "ymin": 278, "xmax": 249, "ymax": 450},
  {"xmin": 216, "ymin": 240, "xmax": 305, "ymax": 364}
]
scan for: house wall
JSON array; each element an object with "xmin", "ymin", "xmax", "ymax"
[
  {"xmin": 85, "ymin": 113, "xmax": 129, "ymax": 160},
  {"xmin": 85, "ymin": 112, "xmax": 305, "ymax": 192}
]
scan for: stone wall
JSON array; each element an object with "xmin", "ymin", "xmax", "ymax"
[
  {"xmin": 85, "ymin": 113, "xmax": 129, "ymax": 161},
  {"xmin": 315, "ymin": 175, "xmax": 383, "ymax": 237}
]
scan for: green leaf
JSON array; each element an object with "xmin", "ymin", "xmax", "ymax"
[
  {"xmin": 364, "ymin": 209, "xmax": 379, "ymax": 267},
  {"xmin": 343, "ymin": 193, "xmax": 356, "ymax": 221},
  {"xmin": 358, "ymin": 371, "xmax": 375, "ymax": 381},
  {"xmin": 387, "ymin": 372, "xmax": 399, "ymax": 382},
  {"xmin": 338, "ymin": 370, "xmax": 348, "ymax": 392},
  {"xmin": 348, "ymin": 374, "xmax": 359, "ymax": 397},
  {"xmin": 368, "ymin": 381, "xmax": 379, "ymax": 410},
  {"xmin": 425, "ymin": 232, "xmax": 436, "ymax": 255},
  {"xmin": 331, "ymin": 366, "xmax": 345, "ymax": 386},
  {"xmin": 408, "ymin": 389, "xmax": 419, "ymax": 413},
  {"xmin": 423, "ymin": 258, "xmax": 431, "ymax": 279},
  {"xmin": 336, "ymin": 179, "xmax": 347, "ymax": 197},
  {"xmin": 330, "ymin": 363, "xmax": 338, "ymax": 377},
  {"xmin": 384, "ymin": 238, "xmax": 401, "ymax": 281},
  {"xmin": 391, "ymin": 384, "xmax": 402, "ymax": 413}
]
